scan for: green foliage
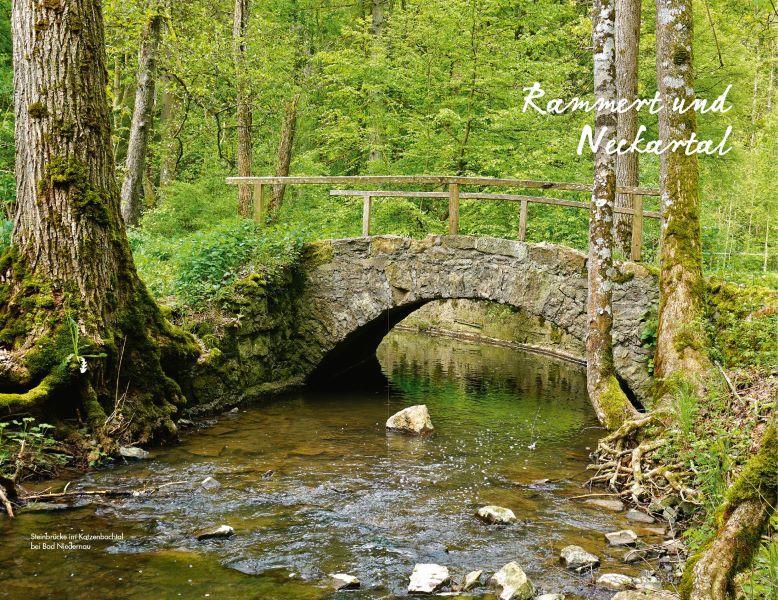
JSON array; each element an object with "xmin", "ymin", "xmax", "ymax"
[
  {"xmin": 705, "ymin": 281, "xmax": 778, "ymax": 367},
  {"xmin": 175, "ymin": 221, "xmax": 308, "ymax": 306},
  {"xmin": 130, "ymin": 181, "xmax": 309, "ymax": 306},
  {"xmin": 0, "ymin": 417, "xmax": 68, "ymax": 480},
  {"xmin": 738, "ymin": 522, "xmax": 778, "ymax": 600}
]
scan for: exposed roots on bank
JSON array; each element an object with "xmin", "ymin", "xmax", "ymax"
[{"xmin": 584, "ymin": 412, "xmax": 701, "ymax": 516}]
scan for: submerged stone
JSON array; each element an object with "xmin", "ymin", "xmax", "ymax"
[
  {"xmin": 22, "ymin": 502, "xmax": 71, "ymax": 512},
  {"xmin": 611, "ymin": 591, "xmax": 679, "ymax": 600},
  {"xmin": 488, "ymin": 562, "xmax": 535, "ymax": 600},
  {"xmin": 476, "ymin": 505, "xmax": 517, "ymax": 525},
  {"xmin": 584, "ymin": 498, "xmax": 625, "ymax": 512},
  {"xmin": 408, "ymin": 563, "xmax": 450, "ymax": 594},
  {"xmin": 386, "ymin": 405, "xmax": 434, "ymax": 435},
  {"xmin": 330, "ymin": 573, "xmax": 360, "ymax": 590},
  {"xmin": 606, "ymin": 530, "xmax": 638, "ymax": 546},
  {"xmin": 560, "ymin": 545, "xmax": 600, "ymax": 571},
  {"xmin": 196, "ymin": 524, "xmax": 234, "ymax": 540},
  {"xmin": 536, "ymin": 595, "xmax": 565, "ymax": 600},
  {"xmin": 119, "ymin": 446, "xmax": 149, "ymax": 460},
  {"xmin": 597, "ymin": 573, "xmax": 635, "ymax": 590},
  {"xmin": 625, "ymin": 509, "xmax": 655, "ymax": 523}
]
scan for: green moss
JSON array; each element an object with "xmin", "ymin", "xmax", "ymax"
[
  {"xmin": 722, "ymin": 425, "xmax": 778, "ymax": 517},
  {"xmin": 0, "ymin": 362, "xmax": 71, "ymax": 411},
  {"xmin": 611, "ymin": 269, "xmax": 635, "ymax": 284},
  {"xmin": 597, "ymin": 375, "xmax": 633, "ymax": 430},
  {"xmin": 301, "ymin": 241, "xmax": 334, "ymax": 268},
  {"xmin": 673, "ymin": 318, "xmax": 708, "ymax": 353},
  {"xmin": 704, "ymin": 280, "xmax": 778, "ymax": 367},
  {"xmin": 38, "ymin": 156, "xmax": 109, "ymax": 225},
  {"xmin": 27, "ymin": 102, "xmax": 48, "ymax": 119}
]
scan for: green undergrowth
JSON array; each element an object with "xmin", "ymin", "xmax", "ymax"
[
  {"xmin": 654, "ymin": 369, "xmax": 773, "ymax": 549},
  {"xmin": 129, "ymin": 179, "xmax": 310, "ymax": 308},
  {"xmin": 704, "ymin": 279, "xmax": 778, "ymax": 368},
  {"xmin": 0, "ymin": 417, "xmax": 68, "ymax": 480}
]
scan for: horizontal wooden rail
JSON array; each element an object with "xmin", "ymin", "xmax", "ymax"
[
  {"xmin": 225, "ymin": 175, "xmax": 662, "ymax": 261},
  {"xmin": 328, "ymin": 189, "xmax": 661, "ymax": 219},
  {"xmin": 226, "ymin": 175, "xmax": 660, "ymax": 197}
]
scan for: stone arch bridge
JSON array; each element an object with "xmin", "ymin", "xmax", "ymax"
[{"xmin": 191, "ymin": 235, "xmax": 658, "ymax": 413}]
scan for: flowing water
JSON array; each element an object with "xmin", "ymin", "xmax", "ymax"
[{"xmin": 0, "ymin": 331, "xmax": 667, "ymax": 599}]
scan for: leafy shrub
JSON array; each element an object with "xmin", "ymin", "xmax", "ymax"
[
  {"xmin": 133, "ymin": 177, "xmax": 236, "ymax": 239},
  {"xmin": 175, "ymin": 221, "xmax": 309, "ymax": 306}
]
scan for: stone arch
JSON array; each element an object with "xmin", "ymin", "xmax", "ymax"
[{"xmin": 294, "ymin": 235, "xmax": 658, "ymax": 403}]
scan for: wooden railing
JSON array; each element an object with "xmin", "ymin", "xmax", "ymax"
[{"xmin": 226, "ymin": 175, "xmax": 661, "ymax": 261}]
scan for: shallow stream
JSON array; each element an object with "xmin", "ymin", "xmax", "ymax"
[{"xmin": 0, "ymin": 331, "xmax": 667, "ymax": 599}]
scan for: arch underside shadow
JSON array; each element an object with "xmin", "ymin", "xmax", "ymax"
[
  {"xmin": 306, "ymin": 300, "xmax": 428, "ymax": 387},
  {"xmin": 297, "ymin": 236, "xmax": 658, "ymax": 404}
]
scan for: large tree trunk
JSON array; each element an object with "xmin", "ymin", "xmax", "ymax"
[
  {"xmin": 614, "ymin": 0, "xmax": 640, "ymax": 255},
  {"xmin": 4, "ymin": 0, "xmax": 197, "ymax": 443},
  {"xmin": 233, "ymin": 0, "xmax": 252, "ymax": 217},
  {"xmin": 587, "ymin": 0, "xmax": 638, "ymax": 429},
  {"xmin": 653, "ymin": 0, "xmax": 709, "ymax": 388},
  {"xmin": 269, "ymin": 94, "xmax": 300, "ymax": 214},
  {"xmin": 120, "ymin": 9, "xmax": 163, "ymax": 227}
]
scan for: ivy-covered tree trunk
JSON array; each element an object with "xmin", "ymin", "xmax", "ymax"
[
  {"xmin": 233, "ymin": 0, "xmax": 252, "ymax": 217},
  {"xmin": 587, "ymin": 0, "xmax": 637, "ymax": 429},
  {"xmin": 120, "ymin": 9, "xmax": 163, "ymax": 227},
  {"xmin": 653, "ymin": 0, "xmax": 709, "ymax": 388},
  {"xmin": 270, "ymin": 94, "xmax": 300, "ymax": 214},
  {"xmin": 614, "ymin": 0, "xmax": 640, "ymax": 255},
  {"xmin": 3, "ymin": 0, "xmax": 197, "ymax": 443}
]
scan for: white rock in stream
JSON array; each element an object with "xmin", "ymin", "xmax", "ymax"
[
  {"xmin": 386, "ymin": 405, "xmax": 434, "ymax": 435},
  {"xmin": 119, "ymin": 446, "xmax": 149, "ymax": 460},
  {"xmin": 488, "ymin": 562, "xmax": 535, "ymax": 600},
  {"xmin": 476, "ymin": 505, "xmax": 517, "ymax": 524},
  {"xmin": 330, "ymin": 573, "xmax": 360, "ymax": 590},
  {"xmin": 560, "ymin": 545, "xmax": 600, "ymax": 572},
  {"xmin": 200, "ymin": 476, "xmax": 221, "ymax": 491},
  {"xmin": 537, "ymin": 595, "xmax": 566, "ymax": 600},
  {"xmin": 461, "ymin": 570, "xmax": 483, "ymax": 591},
  {"xmin": 408, "ymin": 563, "xmax": 450, "ymax": 593},
  {"xmin": 606, "ymin": 530, "xmax": 639, "ymax": 546},
  {"xmin": 196, "ymin": 525, "xmax": 234, "ymax": 540},
  {"xmin": 597, "ymin": 573, "xmax": 635, "ymax": 590}
]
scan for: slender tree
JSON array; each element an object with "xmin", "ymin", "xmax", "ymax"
[
  {"xmin": 120, "ymin": 6, "xmax": 163, "ymax": 226},
  {"xmin": 233, "ymin": 0, "xmax": 252, "ymax": 217},
  {"xmin": 586, "ymin": 0, "xmax": 637, "ymax": 429},
  {"xmin": 3, "ymin": 0, "xmax": 196, "ymax": 441},
  {"xmin": 652, "ymin": 0, "xmax": 709, "ymax": 387},
  {"xmin": 614, "ymin": 0, "xmax": 641, "ymax": 255},
  {"xmin": 269, "ymin": 93, "xmax": 300, "ymax": 213}
]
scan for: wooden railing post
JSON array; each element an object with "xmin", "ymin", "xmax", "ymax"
[
  {"xmin": 362, "ymin": 195, "xmax": 372, "ymax": 236},
  {"xmin": 448, "ymin": 183, "xmax": 460, "ymax": 234},
  {"xmin": 253, "ymin": 182, "xmax": 265, "ymax": 224},
  {"xmin": 518, "ymin": 198, "xmax": 528, "ymax": 241},
  {"xmin": 630, "ymin": 193, "xmax": 643, "ymax": 261}
]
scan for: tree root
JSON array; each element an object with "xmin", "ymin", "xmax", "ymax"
[
  {"xmin": 0, "ymin": 483, "xmax": 14, "ymax": 518},
  {"xmin": 584, "ymin": 410, "xmax": 692, "ymax": 513}
]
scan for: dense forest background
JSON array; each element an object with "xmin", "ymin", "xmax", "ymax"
[{"xmin": 0, "ymin": 0, "xmax": 775, "ymax": 309}]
